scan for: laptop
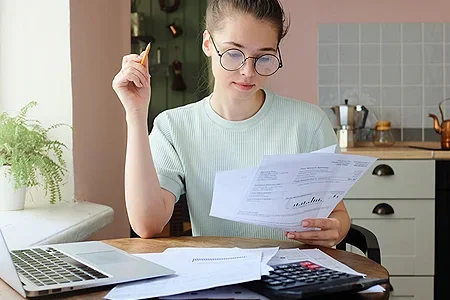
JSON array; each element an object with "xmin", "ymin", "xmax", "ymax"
[{"xmin": 0, "ymin": 229, "xmax": 175, "ymax": 297}]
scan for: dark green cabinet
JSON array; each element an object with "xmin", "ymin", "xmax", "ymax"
[{"xmin": 132, "ymin": 0, "xmax": 210, "ymax": 133}]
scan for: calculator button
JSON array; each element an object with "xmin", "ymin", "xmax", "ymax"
[
  {"xmin": 284, "ymin": 279, "xmax": 295, "ymax": 284},
  {"xmin": 308, "ymin": 264, "xmax": 320, "ymax": 269}
]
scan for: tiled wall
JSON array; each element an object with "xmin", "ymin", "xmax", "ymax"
[{"xmin": 318, "ymin": 22, "xmax": 450, "ymax": 141}]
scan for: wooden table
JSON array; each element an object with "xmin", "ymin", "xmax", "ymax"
[{"xmin": 0, "ymin": 237, "xmax": 390, "ymax": 300}]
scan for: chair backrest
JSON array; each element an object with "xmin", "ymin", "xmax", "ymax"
[
  {"xmin": 336, "ymin": 224, "xmax": 381, "ymax": 264},
  {"xmin": 169, "ymin": 195, "xmax": 189, "ymax": 236}
]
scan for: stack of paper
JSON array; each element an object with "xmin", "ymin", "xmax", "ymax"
[
  {"xmin": 161, "ymin": 248, "xmax": 385, "ymax": 299},
  {"xmin": 104, "ymin": 247, "xmax": 384, "ymax": 300},
  {"xmin": 210, "ymin": 145, "xmax": 377, "ymax": 231},
  {"xmin": 104, "ymin": 247, "xmax": 277, "ymax": 300}
]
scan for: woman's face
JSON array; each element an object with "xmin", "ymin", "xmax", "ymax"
[{"xmin": 202, "ymin": 14, "xmax": 280, "ymax": 101}]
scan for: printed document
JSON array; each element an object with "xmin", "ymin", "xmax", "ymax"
[
  {"xmin": 163, "ymin": 246, "xmax": 279, "ymax": 275},
  {"xmin": 104, "ymin": 248, "xmax": 264, "ymax": 300},
  {"xmin": 160, "ymin": 247, "xmax": 383, "ymax": 299},
  {"xmin": 210, "ymin": 150, "xmax": 376, "ymax": 231}
]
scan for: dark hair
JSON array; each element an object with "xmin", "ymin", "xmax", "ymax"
[{"xmin": 205, "ymin": 0, "xmax": 290, "ymax": 44}]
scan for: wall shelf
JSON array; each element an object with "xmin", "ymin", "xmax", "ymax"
[{"xmin": 131, "ymin": 35, "xmax": 155, "ymax": 44}]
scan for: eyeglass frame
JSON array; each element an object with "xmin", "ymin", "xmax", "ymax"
[{"xmin": 208, "ymin": 33, "xmax": 283, "ymax": 77}]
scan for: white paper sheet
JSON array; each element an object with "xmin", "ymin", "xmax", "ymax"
[
  {"xmin": 210, "ymin": 151, "xmax": 376, "ymax": 231},
  {"xmin": 298, "ymin": 249, "xmax": 365, "ymax": 276},
  {"xmin": 359, "ymin": 285, "xmax": 386, "ymax": 293},
  {"xmin": 163, "ymin": 247, "xmax": 278, "ymax": 275},
  {"xmin": 266, "ymin": 248, "xmax": 310, "ymax": 265},
  {"xmin": 209, "ymin": 145, "xmax": 338, "ymax": 229},
  {"xmin": 311, "ymin": 144, "xmax": 337, "ymax": 153},
  {"xmin": 104, "ymin": 248, "xmax": 262, "ymax": 300},
  {"xmin": 160, "ymin": 284, "xmax": 270, "ymax": 300}
]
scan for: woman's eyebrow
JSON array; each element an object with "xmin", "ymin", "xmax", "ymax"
[{"xmin": 223, "ymin": 41, "xmax": 277, "ymax": 52}]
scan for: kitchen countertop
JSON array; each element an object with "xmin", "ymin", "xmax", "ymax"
[{"xmin": 341, "ymin": 141, "xmax": 450, "ymax": 160}]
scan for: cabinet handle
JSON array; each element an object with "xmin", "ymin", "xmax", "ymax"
[
  {"xmin": 372, "ymin": 164, "xmax": 394, "ymax": 176},
  {"xmin": 372, "ymin": 203, "xmax": 395, "ymax": 215}
]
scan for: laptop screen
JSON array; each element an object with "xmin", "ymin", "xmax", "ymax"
[{"xmin": 0, "ymin": 229, "xmax": 27, "ymax": 297}]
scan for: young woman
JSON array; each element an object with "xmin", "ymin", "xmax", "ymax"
[{"xmin": 112, "ymin": 0, "xmax": 350, "ymax": 247}]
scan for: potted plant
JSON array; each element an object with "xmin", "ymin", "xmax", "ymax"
[{"xmin": 0, "ymin": 101, "xmax": 70, "ymax": 211}]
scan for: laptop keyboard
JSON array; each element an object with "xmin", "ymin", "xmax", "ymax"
[{"xmin": 10, "ymin": 248, "xmax": 109, "ymax": 287}]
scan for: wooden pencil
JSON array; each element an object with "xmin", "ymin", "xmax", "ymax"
[{"xmin": 140, "ymin": 42, "xmax": 151, "ymax": 65}]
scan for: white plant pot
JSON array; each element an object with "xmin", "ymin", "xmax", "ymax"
[{"xmin": 0, "ymin": 166, "xmax": 26, "ymax": 211}]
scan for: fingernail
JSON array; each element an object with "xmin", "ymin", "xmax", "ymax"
[
  {"xmin": 287, "ymin": 233, "xmax": 295, "ymax": 239},
  {"xmin": 302, "ymin": 221, "xmax": 309, "ymax": 227}
]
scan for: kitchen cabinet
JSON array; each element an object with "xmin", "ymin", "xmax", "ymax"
[
  {"xmin": 388, "ymin": 277, "xmax": 434, "ymax": 300},
  {"xmin": 344, "ymin": 159, "xmax": 435, "ymax": 300}
]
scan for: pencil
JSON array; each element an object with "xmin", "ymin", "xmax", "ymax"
[{"xmin": 140, "ymin": 42, "xmax": 151, "ymax": 65}]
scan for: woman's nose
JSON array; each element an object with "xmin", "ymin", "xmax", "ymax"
[{"xmin": 239, "ymin": 58, "xmax": 256, "ymax": 77}]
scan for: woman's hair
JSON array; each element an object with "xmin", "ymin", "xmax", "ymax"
[{"xmin": 205, "ymin": 0, "xmax": 290, "ymax": 44}]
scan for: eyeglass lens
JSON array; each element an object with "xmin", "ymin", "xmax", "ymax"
[{"xmin": 220, "ymin": 49, "xmax": 280, "ymax": 76}]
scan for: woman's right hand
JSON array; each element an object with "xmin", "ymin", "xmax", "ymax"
[{"xmin": 112, "ymin": 49, "xmax": 151, "ymax": 117}]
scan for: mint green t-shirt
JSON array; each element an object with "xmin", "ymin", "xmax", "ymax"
[{"xmin": 149, "ymin": 89, "xmax": 338, "ymax": 240}]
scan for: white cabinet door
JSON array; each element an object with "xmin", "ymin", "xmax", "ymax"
[
  {"xmin": 346, "ymin": 160, "xmax": 435, "ymax": 199},
  {"xmin": 344, "ymin": 199, "xmax": 434, "ymax": 276},
  {"xmin": 389, "ymin": 276, "xmax": 433, "ymax": 300}
]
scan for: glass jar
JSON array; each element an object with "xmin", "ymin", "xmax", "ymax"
[{"xmin": 372, "ymin": 121, "xmax": 395, "ymax": 147}]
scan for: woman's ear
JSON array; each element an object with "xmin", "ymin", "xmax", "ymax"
[{"xmin": 202, "ymin": 30, "xmax": 212, "ymax": 57}]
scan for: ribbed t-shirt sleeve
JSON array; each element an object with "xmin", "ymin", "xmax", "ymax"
[
  {"xmin": 309, "ymin": 112, "xmax": 341, "ymax": 153},
  {"xmin": 149, "ymin": 113, "xmax": 185, "ymax": 202}
]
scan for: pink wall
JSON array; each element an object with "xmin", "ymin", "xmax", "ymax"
[
  {"xmin": 70, "ymin": 0, "xmax": 131, "ymax": 239},
  {"xmin": 66, "ymin": 0, "xmax": 450, "ymax": 240},
  {"xmin": 265, "ymin": 0, "xmax": 450, "ymax": 104}
]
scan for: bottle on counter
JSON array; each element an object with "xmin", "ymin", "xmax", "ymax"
[{"xmin": 372, "ymin": 121, "xmax": 396, "ymax": 147}]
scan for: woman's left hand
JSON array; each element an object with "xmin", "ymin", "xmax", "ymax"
[{"xmin": 285, "ymin": 218, "xmax": 341, "ymax": 247}]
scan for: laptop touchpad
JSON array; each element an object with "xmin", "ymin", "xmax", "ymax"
[{"xmin": 77, "ymin": 251, "xmax": 136, "ymax": 265}]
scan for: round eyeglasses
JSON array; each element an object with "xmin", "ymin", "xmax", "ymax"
[{"xmin": 209, "ymin": 34, "xmax": 283, "ymax": 76}]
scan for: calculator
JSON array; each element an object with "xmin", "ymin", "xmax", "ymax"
[{"xmin": 244, "ymin": 260, "xmax": 388, "ymax": 299}]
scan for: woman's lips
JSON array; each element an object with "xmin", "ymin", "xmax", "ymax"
[{"xmin": 233, "ymin": 82, "xmax": 255, "ymax": 91}]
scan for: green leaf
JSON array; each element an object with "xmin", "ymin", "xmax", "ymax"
[{"xmin": 0, "ymin": 101, "xmax": 70, "ymax": 203}]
